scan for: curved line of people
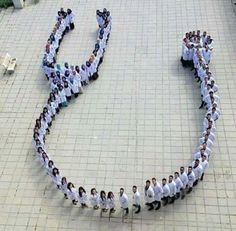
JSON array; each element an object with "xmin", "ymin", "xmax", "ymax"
[{"xmin": 34, "ymin": 22, "xmax": 220, "ymax": 217}]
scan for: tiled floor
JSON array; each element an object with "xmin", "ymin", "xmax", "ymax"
[{"xmin": 0, "ymin": 0, "xmax": 236, "ymax": 230}]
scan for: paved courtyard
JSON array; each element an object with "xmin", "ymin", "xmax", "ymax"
[{"xmin": 0, "ymin": 0, "xmax": 236, "ymax": 230}]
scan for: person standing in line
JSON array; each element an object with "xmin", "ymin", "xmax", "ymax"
[
  {"xmin": 192, "ymin": 159, "xmax": 203, "ymax": 186},
  {"xmin": 151, "ymin": 178, "xmax": 163, "ymax": 210},
  {"xmin": 119, "ymin": 188, "xmax": 129, "ymax": 215},
  {"xmin": 161, "ymin": 178, "xmax": 170, "ymax": 206},
  {"xmin": 187, "ymin": 166, "xmax": 195, "ymax": 194},
  {"xmin": 174, "ymin": 172, "xmax": 183, "ymax": 200},
  {"xmin": 168, "ymin": 175, "xmax": 176, "ymax": 204},
  {"xmin": 200, "ymin": 155, "xmax": 209, "ymax": 181},
  {"xmin": 99, "ymin": 190, "xmax": 108, "ymax": 212},
  {"xmin": 179, "ymin": 167, "xmax": 189, "ymax": 199},
  {"xmin": 78, "ymin": 187, "xmax": 88, "ymax": 208},
  {"xmin": 89, "ymin": 188, "xmax": 99, "ymax": 210},
  {"xmin": 144, "ymin": 180, "xmax": 155, "ymax": 211},
  {"xmin": 107, "ymin": 191, "xmax": 116, "ymax": 213},
  {"xmin": 132, "ymin": 185, "xmax": 141, "ymax": 214}
]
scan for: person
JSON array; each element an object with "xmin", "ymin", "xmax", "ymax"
[
  {"xmin": 179, "ymin": 166, "xmax": 188, "ymax": 199},
  {"xmin": 61, "ymin": 177, "xmax": 68, "ymax": 199},
  {"xmin": 78, "ymin": 187, "xmax": 88, "ymax": 208},
  {"xmin": 186, "ymin": 166, "xmax": 195, "ymax": 194},
  {"xmin": 132, "ymin": 185, "xmax": 141, "ymax": 214},
  {"xmin": 119, "ymin": 188, "xmax": 129, "ymax": 215},
  {"xmin": 168, "ymin": 175, "xmax": 176, "ymax": 204},
  {"xmin": 67, "ymin": 182, "xmax": 78, "ymax": 205},
  {"xmin": 89, "ymin": 188, "xmax": 99, "ymax": 209},
  {"xmin": 144, "ymin": 180, "xmax": 155, "ymax": 211},
  {"xmin": 99, "ymin": 190, "xmax": 108, "ymax": 212},
  {"xmin": 151, "ymin": 178, "xmax": 163, "ymax": 210},
  {"xmin": 202, "ymin": 46, "xmax": 212, "ymax": 64},
  {"xmin": 46, "ymin": 160, "xmax": 54, "ymax": 177},
  {"xmin": 200, "ymin": 155, "xmax": 209, "ymax": 181},
  {"xmin": 67, "ymin": 8, "xmax": 75, "ymax": 30},
  {"xmin": 52, "ymin": 167, "xmax": 61, "ymax": 189},
  {"xmin": 192, "ymin": 159, "xmax": 203, "ymax": 186},
  {"xmin": 174, "ymin": 172, "xmax": 183, "ymax": 199},
  {"xmin": 107, "ymin": 191, "xmax": 116, "ymax": 213},
  {"xmin": 161, "ymin": 178, "xmax": 170, "ymax": 206}
]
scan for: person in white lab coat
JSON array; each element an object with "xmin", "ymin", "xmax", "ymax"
[
  {"xmin": 46, "ymin": 160, "xmax": 54, "ymax": 177},
  {"xmin": 78, "ymin": 187, "xmax": 88, "ymax": 208},
  {"xmin": 179, "ymin": 166, "xmax": 189, "ymax": 199},
  {"xmin": 161, "ymin": 178, "xmax": 170, "ymax": 206},
  {"xmin": 151, "ymin": 178, "xmax": 163, "ymax": 210},
  {"xmin": 168, "ymin": 175, "xmax": 176, "ymax": 204},
  {"xmin": 119, "ymin": 188, "xmax": 129, "ymax": 215},
  {"xmin": 67, "ymin": 182, "xmax": 78, "ymax": 205},
  {"xmin": 186, "ymin": 166, "xmax": 195, "ymax": 194},
  {"xmin": 89, "ymin": 188, "xmax": 99, "ymax": 209},
  {"xmin": 52, "ymin": 167, "xmax": 62, "ymax": 189},
  {"xmin": 192, "ymin": 159, "xmax": 203, "ymax": 186},
  {"xmin": 61, "ymin": 177, "xmax": 69, "ymax": 199},
  {"xmin": 99, "ymin": 190, "xmax": 108, "ymax": 212},
  {"xmin": 202, "ymin": 46, "xmax": 212, "ymax": 64},
  {"xmin": 132, "ymin": 185, "xmax": 141, "ymax": 214},
  {"xmin": 174, "ymin": 172, "xmax": 183, "ymax": 200},
  {"xmin": 200, "ymin": 155, "xmax": 209, "ymax": 181},
  {"xmin": 107, "ymin": 191, "xmax": 116, "ymax": 213},
  {"xmin": 144, "ymin": 180, "xmax": 155, "ymax": 211}
]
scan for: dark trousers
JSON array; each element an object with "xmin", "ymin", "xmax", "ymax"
[
  {"xmin": 162, "ymin": 197, "xmax": 168, "ymax": 206},
  {"xmin": 168, "ymin": 196, "xmax": 175, "ymax": 204},
  {"xmin": 200, "ymin": 173, "xmax": 204, "ymax": 181},
  {"xmin": 133, "ymin": 204, "xmax": 141, "ymax": 213},
  {"xmin": 153, "ymin": 201, "xmax": 161, "ymax": 210}
]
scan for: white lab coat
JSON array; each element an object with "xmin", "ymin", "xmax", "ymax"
[
  {"xmin": 174, "ymin": 177, "xmax": 183, "ymax": 193},
  {"xmin": 78, "ymin": 192, "xmax": 87, "ymax": 204},
  {"xmin": 99, "ymin": 197, "xmax": 107, "ymax": 209},
  {"xmin": 119, "ymin": 193, "xmax": 129, "ymax": 209},
  {"xmin": 68, "ymin": 188, "xmax": 78, "ymax": 201},
  {"xmin": 168, "ymin": 181, "xmax": 176, "ymax": 197},
  {"xmin": 187, "ymin": 171, "xmax": 195, "ymax": 187},
  {"xmin": 61, "ymin": 182, "xmax": 68, "ymax": 195},
  {"xmin": 89, "ymin": 193, "xmax": 99, "ymax": 207},
  {"xmin": 52, "ymin": 174, "xmax": 61, "ymax": 186},
  {"xmin": 107, "ymin": 198, "xmax": 115, "ymax": 209},
  {"xmin": 133, "ymin": 191, "xmax": 141, "ymax": 205},
  {"xmin": 162, "ymin": 184, "xmax": 170, "ymax": 197},
  {"xmin": 192, "ymin": 163, "xmax": 203, "ymax": 180},
  {"xmin": 144, "ymin": 186, "xmax": 155, "ymax": 203},
  {"xmin": 200, "ymin": 159, "xmax": 209, "ymax": 172},
  {"xmin": 179, "ymin": 172, "xmax": 189, "ymax": 189},
  {"xmin": 152, "ymin": 183, "xmax": 163, "ymax": 201}
]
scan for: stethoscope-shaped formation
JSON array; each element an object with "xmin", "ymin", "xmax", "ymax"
[{"xmin": 33, "ymin": 8, "xmax": 220, "ymax": 219}]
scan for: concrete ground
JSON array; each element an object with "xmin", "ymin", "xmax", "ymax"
[{"xmin": 0, "ymin": 0, "xmax": 236, "ymax": 230}]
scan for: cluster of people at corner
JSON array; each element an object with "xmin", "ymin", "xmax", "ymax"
[{"xmin": 34, "ymin": 22, "xmax": 220, "ymax": 216}]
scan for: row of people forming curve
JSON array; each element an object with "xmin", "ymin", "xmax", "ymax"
[{"xmin": 34, "ymin": 16, "xmax": 220, "ymax": 216}]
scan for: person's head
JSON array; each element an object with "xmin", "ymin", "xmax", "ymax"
[
  {"xmin": 146, "ymin": 180, "xmax": 151, "ymax": 187},
  {"xmin": 107, "ymin": 191, "xmax": 114, "ymax": 199},
  {"xmin": 64, "ymin": 81, "xmax": 68, "ymax": 87},
  {"xmin": 174, "ymin": 172, "xmax": 179, "ymax": 179},
  {"xmin": 61, "ymin": 177, "xmax": 67, "ymax": 184},
  {"xmin": 194, "ymin": 159, "xmax": 200, "ymax": 167},
  {"xmin": 152, "ymin": 177, "xmax": 156, "ymax": 185},
  {"xmin": 188, "ymin": 166, "xmax": 192, "ymax": 173},
  {"xmin": 212, "ymin": 107, "xmax": 216, "ymax": 113},
  {"xmin": 132, "ymin": 185, "xmax": 137, "ymax": 193},
  {"xmin": 52, "ymin": 167, "xmax": 59, "ymax": 176},
  {"xmin": 37, "ymin": 147, "xmax": 43, "ymax": 153},
  {"xmin": 202, "ymin": 155, "xmax": 207, "ymax": 161},
  {"xmin": 79, "ymin": 186, "xmax": 85, "ymax": 194},
  {"xmin": 120, "ymin": 188, "xmax": 124, "ymax": 196},
  {"xmin": 180, "ymin": 166, "xmax": 185, "ymax": 173},
  {"xmin": 162, "ymin": 178, "xmax": 167, "ymax": 185},
  {"xmin": 64, "ymin": 62, "xmax": 69, "ymax": 68},
  {"xmin": 206, "ymin": 113, "xmax": 211, "ymax": 120},
  {"xmin": 91, "ymin": 188, "xmax": 97, "ymax": 195},
  {"xmin": 169, "ymin": 175, "xmax": 173, "ymax": 183},
  {"xmin": 48, "ymin": 160, "xmax": 54, "ymax": 168},
  {"xmin": 67, "ymin": 8, "xmax": 72, "ymax": 14},
  {"xmin": 67, "ymin": 182, "xmax": 74, "ymax": 190},
  {"xmin": 100, "ymin": 190, "xmax": 106, "ymax": 198}
]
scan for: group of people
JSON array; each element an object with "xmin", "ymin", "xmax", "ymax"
[{"xmin": 35, "ymin": 19, "xmax": 221, "ymax": 217}]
